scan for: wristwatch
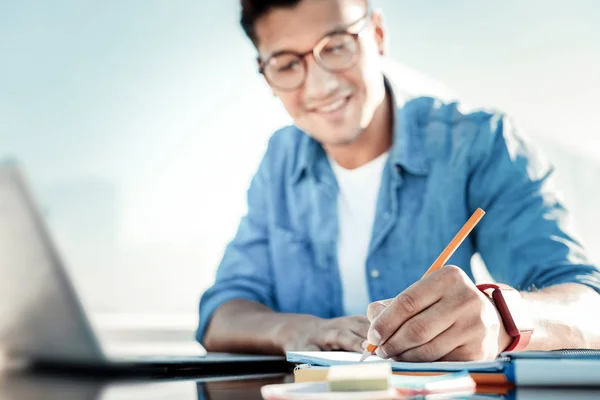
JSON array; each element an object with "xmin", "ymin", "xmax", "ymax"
[{"xmin": 476, "ymin": 283, "xmax": 534, "ymax": 352}]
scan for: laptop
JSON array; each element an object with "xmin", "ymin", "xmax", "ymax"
[{"xmin": 0, "ymin": 161, "xmax": 285, "ymax": 372}]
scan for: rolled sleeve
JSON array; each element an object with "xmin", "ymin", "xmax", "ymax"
[
  {"xmin": 196, "ymin": 148, "xmax": 276, "ymax": 345},
  {"xmin": 468, "ymin": 114, "xmax": 600, "ymax": 294}
]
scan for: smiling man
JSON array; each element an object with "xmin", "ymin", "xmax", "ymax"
[{"xmin": 196, "ymin": 0, "xmax": 600, "ymax": 361}]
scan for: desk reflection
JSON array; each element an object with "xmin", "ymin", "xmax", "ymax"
[
  {"xmin": 0, "ymin": 371, "xmax": 288, "ymax": 400},
  {"xmin": 512, "ymin": 388, "xmax": 600, "ymax": 400},
  {"xmin": 198, "ymin": 375, "xmax": 292, "ymax": 400},
  {"xmin": 2, "ymin": 372, "xmax": 600, "ymax": 400}
]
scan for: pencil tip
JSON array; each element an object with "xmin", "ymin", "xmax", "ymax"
[{"xmin": 358, "ymin": 349, "xmax": 370, "ymax": 362}]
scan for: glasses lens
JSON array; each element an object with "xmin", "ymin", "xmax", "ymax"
[
  {"xmin": 263, "ymin": 53, "xmax": 305, "ymax": 90},
  {"xmin": 316, "ymin": 33, "xmax": 358, "ymax": 71}
]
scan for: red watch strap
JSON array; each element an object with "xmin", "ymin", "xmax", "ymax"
[
  {"xmin": 476, "ymin": 283, "xmax": 532, "ymax": 352},
  {"xmin": 504, "ymin": 330, "xmax": 532, "ymax": 351},
  {"xmin": 477, "ymin": 283, "xmax": 510, "ymax": 291}
]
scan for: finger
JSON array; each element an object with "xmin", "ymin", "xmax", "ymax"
[
  {"xmin": 404, "ymin": 310, "xmax": 491, "ymax": 362},
  {"xmin": 394, "ymin": 323, "xmax": 464, "ymax": 362},
  {"xmin": 375, "ymin": 299, "xmax": 456, "ymax": 359},
  {"xmin": 348, "ymin": 316, "xmax": 370, "ymax": 339},
  {"xmin": 303, "ymin": 344, "xmax": 321, "ymax": 352},
  {"xmin": 284, "ymin": 342, "xmax": 320, "ymax": 352},
  {"xmin": 367, "ymin": 270, "xmax": 449, "ymax": 346},
  {"xmin": 339, "ymin": 331, "xmax": 368, "ymax": 353},
  {"xmin": 317, "ymin": 328, "xmax": 366, "ymax": 353},
  {"xmin": 367, "ymin": 300, "xmax": 390, "ymax": 322},
  {"xmin": 348, "ymin": 332, "xmax": 369, "ymax": 353}
]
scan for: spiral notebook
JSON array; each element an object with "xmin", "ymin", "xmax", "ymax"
[{"xmin": 286, "ymin": 351, "xmax": 506, "ymax": 373}]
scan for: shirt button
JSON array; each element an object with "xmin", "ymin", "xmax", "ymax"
[{"xmin": 370, "ymin": 269, "xmax": 380, "ymax": 279}]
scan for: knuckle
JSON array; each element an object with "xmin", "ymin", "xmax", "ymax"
[
  {"xmin": 405, "ymin": 320, "xmax": 429, "ymax": 344},
  {"xmin": 463, "ymin": 286, "xmax": 480, "ymax": 301},
  {"xmin": 394, "ymin": 292, "xmax": 419, "ymax": 315},
  {"xmin": 443, "ymin": 265, "xmax": 466, "ymax": 284},
  {"xmin": 451, "ymin": 291, "xmax": 476, "ymax": 315}
]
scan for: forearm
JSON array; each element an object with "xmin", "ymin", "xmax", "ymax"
[
  {"xmin": 523, "ymin": 283, "xmax": 600, "ymax": 350},
  {"xmin": 203, "ymin": 299, "xmax": 319, "ymax": 354}
]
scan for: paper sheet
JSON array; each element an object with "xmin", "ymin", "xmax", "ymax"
[{"xmin": 287, "ymin": 351, "xmax": 504, "ymax": 372}]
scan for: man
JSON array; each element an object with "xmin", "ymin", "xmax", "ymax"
[{"xmin": 196, "ymin": 0, "xmax": 600, "ymax": 361}]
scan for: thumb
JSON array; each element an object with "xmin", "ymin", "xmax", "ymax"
[{"xmin": 367, "ymin": 299, "xmax": 392, "ymax": 322}]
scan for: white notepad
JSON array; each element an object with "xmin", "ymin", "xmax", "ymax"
[{"xmin": 286, "ymin": 351, "xmax": 505, "ymax": 372}]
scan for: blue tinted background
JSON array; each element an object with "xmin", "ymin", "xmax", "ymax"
[{"xmin": 1, "ymin": 1, "xmax": 598, "ymax": 331}]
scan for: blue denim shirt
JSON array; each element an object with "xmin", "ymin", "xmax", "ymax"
[{"xmin": 196, "ymin": 65, "xmax": 600, "ymax": 345}]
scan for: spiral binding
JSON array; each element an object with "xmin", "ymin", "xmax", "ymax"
[{"xmin": 293, "ymin": 363, "xmax": 312, "ymax": 373}]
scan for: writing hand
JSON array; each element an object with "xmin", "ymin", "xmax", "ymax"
[{"xmin": 366, "ymin": 265, "xmax": 512, "ymax": 361}]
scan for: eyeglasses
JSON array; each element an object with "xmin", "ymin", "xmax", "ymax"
[{"xmin": 258, "ymin": 11, "xmax": 371, "ymax": 91}]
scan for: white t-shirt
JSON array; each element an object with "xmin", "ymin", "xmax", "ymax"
[{"xmin": 328, "ymin": 151, "xmax": 390, "ymax": 316}]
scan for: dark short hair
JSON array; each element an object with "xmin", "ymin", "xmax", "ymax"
[{"xmin": 240, "ymin": 0, "xmax": 303, "ymax": 45}]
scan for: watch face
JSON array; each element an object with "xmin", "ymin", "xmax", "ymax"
[{"xmin": 493, "ymin": 289, "xmax": 534, "ymax": 335}]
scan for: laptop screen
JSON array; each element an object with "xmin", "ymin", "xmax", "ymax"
[{"xmin": 0, "ymin": 162, "xmax": 104, "ymax": 363}]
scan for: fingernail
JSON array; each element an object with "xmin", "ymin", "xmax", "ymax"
[
  {"xmin": 376, "ymin": 347, "xmax": 388, "ymax": 359},
  {"xmin": 368, "ymin": 329, "xmax": 382, "ymax": 345},
  {"xmin": 361, "ymin": 340, "xmax": 368, "ymax": 350}
]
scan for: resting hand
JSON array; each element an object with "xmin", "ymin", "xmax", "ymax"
[{"xmin": 282, "ymin": 315, "xmax": 370, "ymax": 353}]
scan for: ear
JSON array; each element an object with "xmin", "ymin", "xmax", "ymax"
[{"xmin": 370, "ymin": 9, "xmax": 388, "ymax": 56}]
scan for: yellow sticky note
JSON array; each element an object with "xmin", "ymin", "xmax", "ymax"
[{"xmin": 327, "ymin": 363, "xmax": 391, "ymax": 392}]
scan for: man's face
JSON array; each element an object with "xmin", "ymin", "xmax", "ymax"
[{"xmin": 254, "ymin": 0, "xmax": 386, "ymax": 146}]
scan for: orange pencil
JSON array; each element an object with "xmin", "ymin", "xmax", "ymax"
[{"xmin": 359, "ymin": 207, "xmax": 486, "ymax": 362}]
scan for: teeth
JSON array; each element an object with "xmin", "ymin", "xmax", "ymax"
[{"xmin": 316, "ymin": 97, "xmax": 346, "ymax": 113}]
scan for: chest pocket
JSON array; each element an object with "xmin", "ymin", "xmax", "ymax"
[{"xmin": 269, "ymin": 226, "xmax": 316, "ymax": 314}]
